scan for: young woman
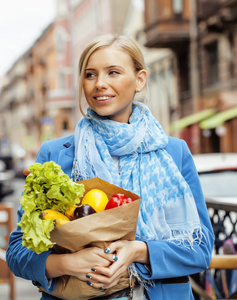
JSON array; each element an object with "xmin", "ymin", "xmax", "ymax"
[{"xmin": 6, "ymin": 35, "xmax": 214, "ymax": 300}]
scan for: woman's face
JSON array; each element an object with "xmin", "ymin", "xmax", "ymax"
[{"xmin": 82, "ymin": 46, "xmax": 146, "ymax": 123}]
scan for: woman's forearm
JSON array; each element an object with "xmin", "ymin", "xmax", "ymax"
[
  {"xmin": 132, "ymin": 241, "xmax": 150, "ymax": 265},
  {"xmin": 45, "ymin": 253, "xmax": 70, "ymax": 279}
]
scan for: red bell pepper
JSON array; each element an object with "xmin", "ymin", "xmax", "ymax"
[{"xmin": 105, "ymin": 193, "xmax": 134, "ymax": 210}]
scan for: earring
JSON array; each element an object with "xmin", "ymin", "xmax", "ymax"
[{"xmin": 136, "ymin": 89, "xmax": 140, "ymax": 92}]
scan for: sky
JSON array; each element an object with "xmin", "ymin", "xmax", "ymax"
[{"xmin": 0, "ymin": 0, "xmax": 56, "ymax": 77}]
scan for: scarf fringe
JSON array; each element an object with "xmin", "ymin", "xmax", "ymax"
[
  {"xmin": 129, "ymin": 228, "xmax": 205, "ymax": 293},
  {"xmin": 129, "ymin": 263, "xmax": 155, "ymax": 293},
  {"xmin": 167, "ymin": 227, "xmax": 205, "ymax": 251}
]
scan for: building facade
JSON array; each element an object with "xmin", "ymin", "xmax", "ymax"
[
  {"xmin": 0, "ymin": 24, "xmax": 56, "ymax": 162},
  {"xmin": 124, "ymin": 0, "xmax": 179, "ymax": 134},
  {"xmin": 143, "ymin": 0, "xmax": 237, "ymax": 153}
]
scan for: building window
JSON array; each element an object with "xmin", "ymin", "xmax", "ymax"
[
  {"xmin": 205, "ymin": 41, "xmax": 219, "ymax": 85},
  {"xmin": 228, "ymin": 32, "xmax": 234, "ymax": 77},
  {"xmin": 146, "ymin": 0, "xmax": 159, "ymax": 25},
  {"xmin": 172, "ymin": 0, "xmax": 183, "ymax": 17},
  {"xmin": 63, "ymin": 120, "xmax": 68, "ymax": 130},
  {"xmin": 177, "ymin": 52, "xmax": 190, "ymax": 92},
  {"xmin": 57, "ymin": 32, "xmax": 65, "ymax": 53},
  {"xmin": 59, "ymin": 72, "xmax": 65, "ymax": 89}
]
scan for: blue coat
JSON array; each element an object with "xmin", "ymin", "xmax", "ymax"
[{"xmin": 6, "ymin": 135, "xmax": 214, "ymax": 300}]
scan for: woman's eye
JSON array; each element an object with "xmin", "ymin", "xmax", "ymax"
[
  {"xmin": 85, "ymin": 72, "xmax": 95, "ymax": 78},
  {"xmin": 109, "ymin": 70, "xmax": 119, "ymax": 75}
]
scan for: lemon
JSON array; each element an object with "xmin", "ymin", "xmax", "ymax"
[{"xmin": 81, "ymin": 189, "xmax": 109, "ymax": 212}]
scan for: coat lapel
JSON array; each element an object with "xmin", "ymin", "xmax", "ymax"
[{"xmin": 58, "ymin": 136, "xmax": 75, "ymax": 178}]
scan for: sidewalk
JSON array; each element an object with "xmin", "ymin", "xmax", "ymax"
[{"xmin": 2, "ymin": 276, "xmax": 39, "ymax": 300}]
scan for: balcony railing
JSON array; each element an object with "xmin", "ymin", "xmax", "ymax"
[
  {"xmin": 191, "ymin": 198, "xmax": 237, "ymax": 299},
  {"xmin": 206, "ymin": 198, "xmax": 237, "ymax": 254}
]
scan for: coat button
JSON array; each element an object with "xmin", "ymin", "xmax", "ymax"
[{"xmin": 32, "ymin": 280, "xmax": 41, "ymax": 287}]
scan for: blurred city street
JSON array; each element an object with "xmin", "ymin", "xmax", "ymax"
[
  {"xmin": 1, "ymin": 0, "xmax": 237, "ymax": 299},
  {"xmin": 1, "ymin": 178, "xmax": 39, "ymax": 300},
  {"xmin": 2, "ymin": 276, "xmax": 39, "ymax": 300}
]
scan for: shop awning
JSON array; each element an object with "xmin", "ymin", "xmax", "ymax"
[
  {"xmin": 200, "ymin": 106, "xmax": 237, "ymax": 129},
  {"xmin": 170, "ymin": 108, "xmax": 216, "ymax": 132}
]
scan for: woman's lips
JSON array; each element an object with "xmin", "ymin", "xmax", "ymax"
[{"xmin": 93, "ymin": 95, "xmax": 114, "ymax": 103}]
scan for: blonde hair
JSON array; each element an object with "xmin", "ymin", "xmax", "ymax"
[{"xmin": 78, "ymin": 34, "xmax": 147, "ymax": 117}]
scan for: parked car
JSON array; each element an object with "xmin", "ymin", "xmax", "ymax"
[
  {"xmin": 0, "ymin": 155, "xmax": 15, "ymax": 201},
  {"xmin": 192, "ymin": 153, "xmax": 237, "ymax": 204}
]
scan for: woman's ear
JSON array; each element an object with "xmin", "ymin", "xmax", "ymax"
[{"xmin": 136, "ymin": 69, "xmax": 147, "ymax": 92}]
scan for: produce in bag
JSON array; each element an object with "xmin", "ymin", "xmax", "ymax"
[
  {"xmin": 18, "ymin": 161, "xmax": 85, "ymax": 254},
  {"xmin": 41, "ymin": 177, "xmax": 140, "ymax": 300}
]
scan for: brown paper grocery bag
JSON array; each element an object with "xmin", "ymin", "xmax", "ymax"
[{"xmin": 40, "ymin": 177, "xmax": 140, "ymax": 300}]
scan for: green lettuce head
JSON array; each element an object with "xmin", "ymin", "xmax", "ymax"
[{"xmin": 18, "ymin": 161, "xmax": 85, "ymax": 254}]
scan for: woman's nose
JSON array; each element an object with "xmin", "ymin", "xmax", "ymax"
[{"xmin": 95, "ymin": 74, "xmax": 107, "ymax": 90}]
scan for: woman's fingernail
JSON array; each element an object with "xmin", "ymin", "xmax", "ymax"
[
  {"xmin": 104, "ymin": 247, "xmax": 111, "ymax": 253},
  {"xmin": 86, "ymin": 274, "xmax": 91, "ymax": 279},
  {"xmin": 91, "ymin": 268, "xmax": 96, "ymax": 272},
  {"xmin": 113, "ymin": 254, "xmax": 118, "ymax": 261},
  {"xmin": 87, "ymin": 281, "xmax": 92, "ymax": 286}
]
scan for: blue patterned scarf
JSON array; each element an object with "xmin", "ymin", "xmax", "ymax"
[{"xmin": 72, "ymin": 102, "xmax": 202, "ymax": 245}]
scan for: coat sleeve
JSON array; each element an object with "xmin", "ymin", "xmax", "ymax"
[
  {"xmin": 6, "ymin": 142, "xmax": 56, "ymax": 292},
  {"xmin": 135, "ymin": 139, "xmax": 215, "ymax": 280}
]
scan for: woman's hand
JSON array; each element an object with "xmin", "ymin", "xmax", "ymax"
[
  {"xmin": 84, "ymin": 240, "xmax": 149, "ymax": 290},
  {"xmin": 45, "ymin": 246, "xmax": 115, "ymax": 282}
]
